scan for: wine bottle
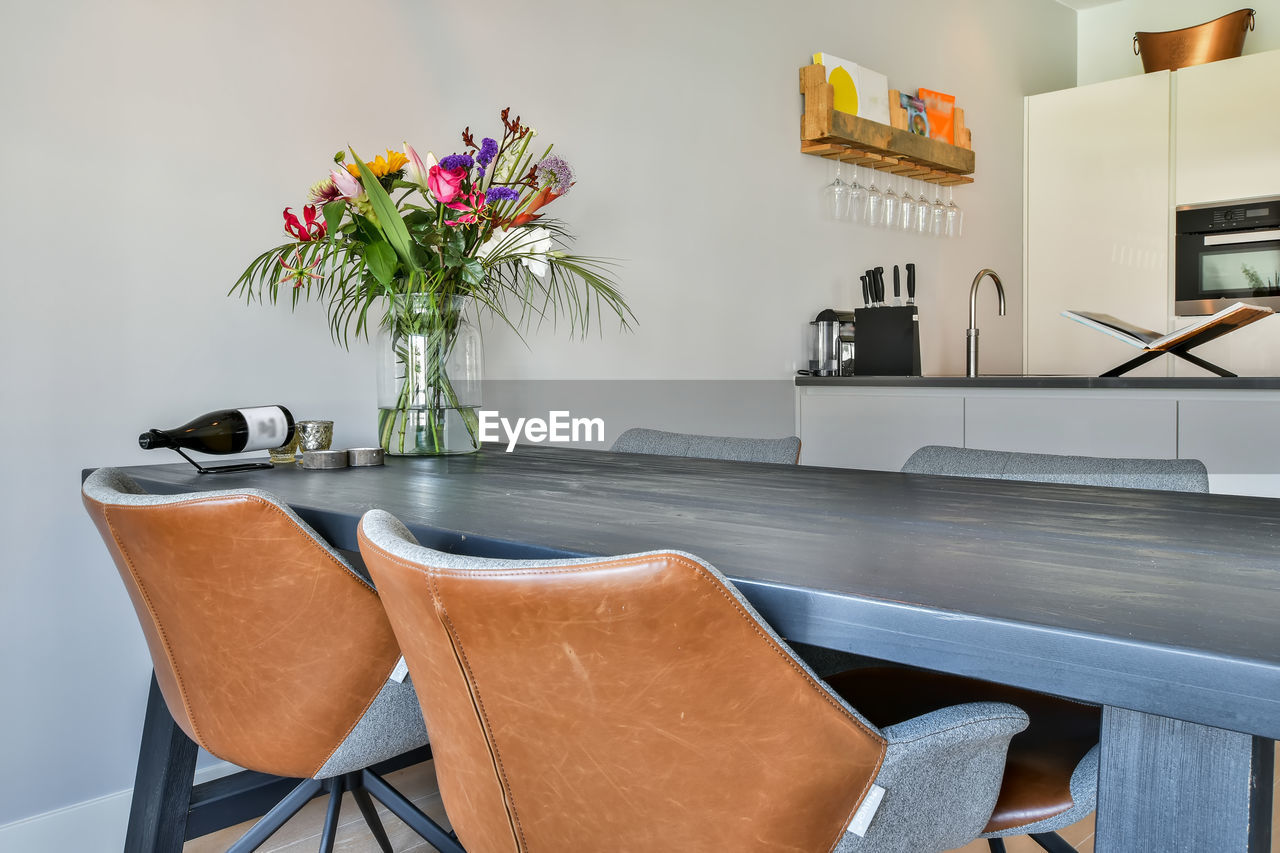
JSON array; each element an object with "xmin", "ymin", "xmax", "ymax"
[{"xmin": 139, "ymin": 406, "xmax": 295, "ymax": 455}]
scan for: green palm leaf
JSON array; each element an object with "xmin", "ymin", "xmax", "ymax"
[{"xmin": 350, "ymin": 149, "xmax": 417, "ymax": 271}]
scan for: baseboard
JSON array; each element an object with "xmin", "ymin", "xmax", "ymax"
[{"xmin": 0, "ymin": 761, "xmax": 239, "ymax": 852}]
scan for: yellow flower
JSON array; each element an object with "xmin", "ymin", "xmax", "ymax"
[{"xmin": 345, "ymin": 149, "xmax": 410, "ymax": 179}]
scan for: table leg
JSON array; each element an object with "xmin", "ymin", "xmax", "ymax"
[
  {"xmin": 124, "ymin": 673, "xmax": 198, "ymax": 853},
  {"xmin": 1096, "ymin": 706, "xmax": 1273, "ymax": 852}
]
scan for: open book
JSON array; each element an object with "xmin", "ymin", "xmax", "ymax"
[{"xmin": 1062, "ymin": 302, "xmax": 1274, "ymax": 351}]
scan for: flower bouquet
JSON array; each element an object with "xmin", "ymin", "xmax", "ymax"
[{"xmin": 232, "ymin": 108, "xmax": 631, "ymax": 455}]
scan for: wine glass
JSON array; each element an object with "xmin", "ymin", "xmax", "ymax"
[
  {"xmin": 945, "ymin": 185, "xmax": 964, "ymax": 238},
  {"xmin": 822, "ymin": 159, "xmax": 853, "ymax": 221},
  {"xmin": 882, "ymin": 171, "xmax": 899, "ymax": 229},
  {"xmin": 846, "ymin": 160, "xmax": 868, "ymax": 225},
  {"xmin": 930, "ymin": 184, "xmax": 948, "ymax": 237},
  {"xmin": 915, "ymin": 181, "xmax": 932, "ymax": 234},
  {"xmin": 898, "ymin": 177, "xmax": 917, "ymax": 232},
  {"xmin": 864, "ymin": 167, "xmax": 884, "ymax": 228}
]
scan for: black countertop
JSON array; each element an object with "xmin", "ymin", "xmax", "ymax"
[{"xmin": 796, "ymin": 375, "xmax": 1280, "ymax": 389}]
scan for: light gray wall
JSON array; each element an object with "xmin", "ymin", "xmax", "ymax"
[
  {"xmin": 1078, "ymin": 0, "xmax": 1278, "ymax": 85},
  {"xmin": 0, "ymin": 0, "xmax": 1074, "ymax": 831}
]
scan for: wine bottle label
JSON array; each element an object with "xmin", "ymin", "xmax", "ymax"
[{"xmin": 240, "ymin": 406, "xmax": 290, "ymax": 452}]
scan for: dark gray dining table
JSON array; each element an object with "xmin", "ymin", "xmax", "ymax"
[{"xmin": 105, "ymin": 444, "xmax": 1277, "ymax": 852}]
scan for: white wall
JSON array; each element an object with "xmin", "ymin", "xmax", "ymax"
[
  {"xmin": 1079, "ymin": 0, "xmax": 1279, "ymax": 85},
  {"xmin": 0, "ymin": 0, "xmax": 1075, "ymax": 837}
]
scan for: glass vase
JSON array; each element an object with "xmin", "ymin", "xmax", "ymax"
[{"xmin": 377, "ymin": 294, "xmax": 483, "ymax": 455}]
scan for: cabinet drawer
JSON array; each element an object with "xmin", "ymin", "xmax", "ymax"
[
  {"xmin": 965, "ymin": 395, "xmax": 1177, "ymax": 458},
  {"xmin": 798, "ymin": 391, "xmax": 964, "ymax": 471}
]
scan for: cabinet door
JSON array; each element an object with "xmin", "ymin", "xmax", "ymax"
[
  {"xmin": 1177, "ymin": 398, "xmax": 1280, "ymax": 497},
  {"xmin": 965, "ymin": 394, "xmax": 1177, "ymax": 458},
  {"xmin": 797, "ymin": 390, "xmax": 964, "ymax": 471},
  {"xmin": 1175, "ymin": 50, "xmax": 1280, "ymax": 206},
  {"xmin": 1025, "ymin": 73, "xmax": 1171, "ymax": 377}
]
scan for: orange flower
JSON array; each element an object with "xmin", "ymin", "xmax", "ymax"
[{"xmin": 345, "ymin": 149, "xmax": 410, "ymax": 179}]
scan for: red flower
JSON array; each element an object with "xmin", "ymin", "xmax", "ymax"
[
  {"xmin": 279, "ymin": 248, "xmax": 322, "ymax": 289},
  {"xmin": 445, "ymin": 191, "xmax": 486, "ymax": 226},
  {"xmin": 283, "ymin": 205, "xmax": 327, "ymax": 242}
]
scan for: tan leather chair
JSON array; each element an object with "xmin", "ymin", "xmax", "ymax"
[
  {"xmin": 358, "ymin": 509, "xmax": 1032, "ymax": 853},
  {"xmin": 82, "ymin": 468, "xmax": 462, "ymax": 853}
]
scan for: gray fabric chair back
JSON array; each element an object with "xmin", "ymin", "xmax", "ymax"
[
  {"xmin": 901, "ymin": 445, "xmax": 1209, "ymax": 493},
  {"xmin": 611, "ymin": 427, "xmax": 801, "ymax": 464}
]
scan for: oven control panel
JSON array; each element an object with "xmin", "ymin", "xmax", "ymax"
[{"xmin": 1179, "ymin": 197, "xmax": 1280, "ymax": 234}]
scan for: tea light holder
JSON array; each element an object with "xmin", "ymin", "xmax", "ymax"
[
  {"xmin": 295, "ymin": 420, "xmax": 334, "ymax": 453},
  {"xmin": 300, "ymin": 450, "xmax": 348, "ymax": 470},
  {"xmin": 348, "ymin": 447, "xmax": 385, "ymax": 467}
]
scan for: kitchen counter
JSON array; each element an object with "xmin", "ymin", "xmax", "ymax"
[
  {"xmin": 795, "ymin": 375, "xmax": 1280, "ymax": 389},
  {"xmin": 795, "ymin": 378, "xmax": 1280, "ymax": 496}
]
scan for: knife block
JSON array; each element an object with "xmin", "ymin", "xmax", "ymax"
[{"xmin": 854, "ymin": 307, "xmax": 921, "ymax": 376}]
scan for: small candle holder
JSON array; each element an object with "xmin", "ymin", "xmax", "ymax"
[
  {"xmin": 268, "ymin": 433, "xmax": 300, "ymax": 466},
  {"xmin": 295, "ymin": 420, "xmax": 334, "ymax": 454}
]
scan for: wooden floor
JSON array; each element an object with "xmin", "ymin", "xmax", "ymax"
[{"xmin": 187, "ymin": 743, "xmax": 1280, "ymax": 852}]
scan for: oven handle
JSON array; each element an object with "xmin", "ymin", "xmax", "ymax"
[{"xmin": 1203, "ymin": 229, "xmax": 1280, "ymax": 246}]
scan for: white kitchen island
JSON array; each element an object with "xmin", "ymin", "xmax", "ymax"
[{"xmin": 796, "ymin": 376, "xmax": 1280, "ymax": 497}]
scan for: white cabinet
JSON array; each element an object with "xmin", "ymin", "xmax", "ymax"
[
  {"xmin": 1177, "ymin": 397, "xmax": 1280, "ymax": 497},
  {"xmin": 796, "ymin": 384, "xmax": 1280, "ymax": 496},
  {"xmin": 796, "ymin": 389, "xmax": 963, "ymax": 470},
  {"xmin": 965, "ymin": 394, "xmax": 1177, "ymax": 458},
  {"xmin": 1024, "ymin": 72, "xmax": 1172, "ymax": 377},
  {"xmin": 1175, "ymin": 51, "xmax": 1280, "ymax": 206}
]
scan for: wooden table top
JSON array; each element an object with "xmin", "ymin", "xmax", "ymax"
[{"xmin": 111, "ymin": 444, "xmax": 1280, "ymax": 738}]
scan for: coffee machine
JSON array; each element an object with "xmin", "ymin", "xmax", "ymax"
[{"xmin": 809, "ymin": 309, "xmax": 857, "ymax": 376}]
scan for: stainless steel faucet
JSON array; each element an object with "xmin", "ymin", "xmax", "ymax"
[{"xmin": 966, "ymin": 269, "xmax": 1006, "ymax": 378}]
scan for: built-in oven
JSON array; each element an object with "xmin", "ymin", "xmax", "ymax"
[{"xmin": 1176, "ymin": 196, "xmax": 1280, "ymax": 316}]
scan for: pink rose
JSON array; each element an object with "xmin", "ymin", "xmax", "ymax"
[{"xmin": 428, "ymin": 165, "xmax": 466, "ymax": 204}]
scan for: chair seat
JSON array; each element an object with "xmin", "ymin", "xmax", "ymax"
[{"xmin": 824, "ymin": 666, "xmax": 1101, "ymax": 834}]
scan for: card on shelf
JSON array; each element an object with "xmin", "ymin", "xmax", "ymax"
[{"xmin": 812, "ymin": 52, "xmax": 890, "ymax": 125}]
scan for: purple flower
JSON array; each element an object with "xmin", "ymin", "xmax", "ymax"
[
  {"xmin": 439, "ymin": 153, "xmax": 475, "ymax": 172},
  {"xmin": 476, "ymin": 137, "xmax": 499, "ymax": 177},
  {"xmin": 486, "ymin": 186, "xmax": 520, "ymax": 202},
  {"xmin": 535, "ymin": 154, "xmax": 574, "ymax": 195}
]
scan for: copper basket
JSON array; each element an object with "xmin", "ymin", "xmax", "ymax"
[{"xmin": 1134, "ymin": 8, "xmax": 1255, "ymax": 73}]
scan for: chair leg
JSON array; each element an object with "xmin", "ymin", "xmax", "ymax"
[
  {"xmin": 360, "ymin": 768, "xmax": 466, "ymax": 853},
  {"xmin": 1029, "ymin": 831, "xmax": 1076, "ymax": 853},
  {"xmin": 317, "ymin": 777, "xmax": 345, "ymax": 853},
  {"xmin": 225, "ymin": 778, "xmax": 323, "ymax": 853},
  {"xmin": 987, "ymin": 839, "xmax": 1007, "ymax": 852},
  {"xmin": 346, "ymin": 772, "xmax": 394, "ymax": 853}
]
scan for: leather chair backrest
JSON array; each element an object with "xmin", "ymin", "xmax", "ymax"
[
  {"xmin": 358, "ymin": 512, "xmax": 886, "ymax": 853},
  {"xmin": 611, "ymin": 427, "xmax": 801, "ymax": 464},
  {"xmin": 83, "ymin": 469, "xmax": 401, "ymax": 779},
  {"xmin": 901, "ymin": 445, "xmax": 1210, "ymax": 493}
]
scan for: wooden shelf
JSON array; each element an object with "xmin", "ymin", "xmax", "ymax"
[{"xmin": 799, "ymin": 64, "xmax": 975, "ymax": 185}]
